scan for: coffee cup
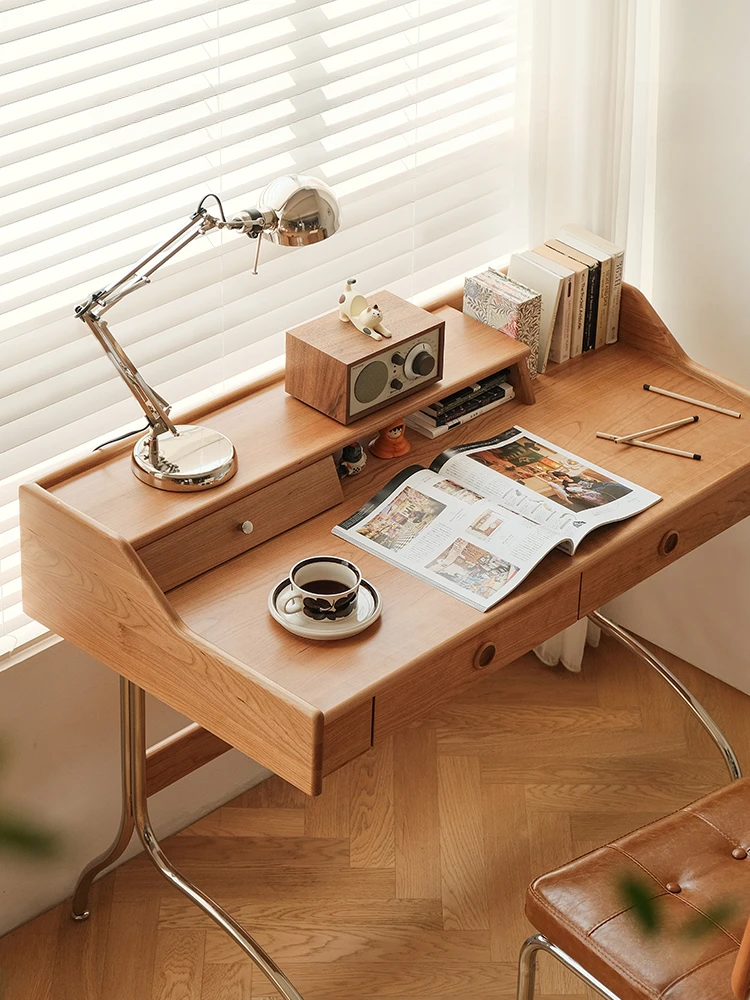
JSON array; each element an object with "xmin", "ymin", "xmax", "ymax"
[{"xmin": 283, "ymin": 556, "xmax": 362, "ymax": 621}]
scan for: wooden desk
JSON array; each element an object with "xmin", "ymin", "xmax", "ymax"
[
  {"xmin": 18, "ymin": 284, "xmax": 750, "ymax": 994},
  {"xmin": 21, "ymin": 284, "xmax": 750, "ymax": 793}
]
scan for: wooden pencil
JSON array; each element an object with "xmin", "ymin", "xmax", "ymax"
[
  {"xmin": 643, "ymin": 383, "xmax": 741, "ymax": 418},
  {"xmin": 596, "ymin": 431, "xmax": 701, "ymax": 460},
  {"xmin": 613, "ymin": 415, "xmax": 699, "ymax": 442}
]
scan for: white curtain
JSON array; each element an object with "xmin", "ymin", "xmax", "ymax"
[{"xmin": 521, "ymin": 0, "xmax": 662, "ymax": 670}]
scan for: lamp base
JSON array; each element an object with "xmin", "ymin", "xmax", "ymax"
[{"xmin": 131, "ymin": 425, "xmax": 238, "ymax": 492}]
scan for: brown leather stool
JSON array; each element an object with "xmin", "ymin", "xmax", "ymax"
[{"xmin": 518, "ymin": 779, "xmax": 750, "ymax": 1000}]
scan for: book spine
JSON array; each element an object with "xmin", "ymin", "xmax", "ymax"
[
  {"xmin": 571, "ymin": 269, "xmax": 587, "ymax": 357},
  {"xmin": 424, "ymin": 369, "xmax": 509, "ymax": 415},
  {"xmin": 450, "ymin": 388, "xmax": 514, "ymax": 426},
  {"xmin": 406, "ymin": 386, "xmax": 515, "ymax": 438},
  {"xmin": 583, "ymin": 263, "xmax": 600, "ymax": 352},
  {"xmin": 595, "ymin": 257, "xmax": 611, "ymax": 349},
  {"xmin": 547, "ymin": 276, "xmax": 573, "ymax": 364},
  {"xmin": 547, "ymin": 306, "xmax": 563, "ymax": 363},
  {"xmin": 431, "ymin": 385, "xmax": 508, "ymax": 425},
  {"xmin": 562, "ymin": 276, "xmax": 573, "ymax": 360},
  {"xmin": 517, "ymin": 295, "xmax": 541, "ymax": 380},
  {"xmin": 403, "ymin": 415, "xmax": 451, "ymax": 439},
  {"xmin": 606, "ymin": 250, "xmax": 624, "ymax": 344}
]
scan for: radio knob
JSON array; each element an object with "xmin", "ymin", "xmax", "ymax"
[
  {"xmin": 404, "ymin": 343, "xmax": 436, "ymax": 380},
  {"xmin": 391, "ymin": 352, "xmax": 405, "ymax": 365},
  {"xmin": 390, "ymin": 378, "xmax": 403, "ymax": 390},
  {"xmin": 413, "ymin": 351, "xmax": 435, "ymax": 376}
]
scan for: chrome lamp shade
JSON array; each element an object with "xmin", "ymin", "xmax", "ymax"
[{"xmin": 76, "ymin": 174, "xmax": 340, "ymax": 491}]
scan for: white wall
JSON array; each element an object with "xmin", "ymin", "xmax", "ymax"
[
  {"xmin": 606, "ymin": 0, "xmax": 750, "ymax": 693},
  {"xmin": 0, "ymin": 638, "xmax": 268, "ymax": 936}
]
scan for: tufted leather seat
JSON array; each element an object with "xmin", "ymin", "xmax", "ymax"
[{"xmin": 526, "ymin": 778, "xmax": 750, "ymax": 1000}]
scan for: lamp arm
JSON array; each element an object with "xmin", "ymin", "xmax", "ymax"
[
  {"xmin": 81, "ymin": 312, "xmax": 178, "ymax": 436},
  {"xmin": 76, "ymin": 208, "xmax": 231, "ymax": 436}
]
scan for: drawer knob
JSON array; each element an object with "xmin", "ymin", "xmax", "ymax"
[
  {"xmin": 474, "ymin": 642, "xmax": 496, "ymax": 670},
  {"xmin": 240, "ymin": 520, "xmax": 254, "ymax": 535},
  {"xmin": 658, "ymin": 530, "xmax": 679, "ymax": 556}
]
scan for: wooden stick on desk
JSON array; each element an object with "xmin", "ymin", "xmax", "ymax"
[
  {"xmin": 596, "ymin": 431, "xmax": 701, "ymax": 460},
  {"xmin": 613, "ymin": 415, "xmax": 699, "ymax": 443},
  {"xmin": 644, "ymin": 383, "xmax": 742, "ymax": 418}
]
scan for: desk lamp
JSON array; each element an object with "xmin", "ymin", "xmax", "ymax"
[{"xmin": 76, "ymin": 174, "xmax": 340, "ymax": 491}]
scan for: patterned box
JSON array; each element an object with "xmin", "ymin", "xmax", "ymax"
[{"xmin": 464, "ymin": 269, "xmax": 542, "ymax": 378}]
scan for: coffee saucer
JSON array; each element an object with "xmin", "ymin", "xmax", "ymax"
[{"xmin": 268, "ymin": 578, "xmax": 382, "ymax": 640}]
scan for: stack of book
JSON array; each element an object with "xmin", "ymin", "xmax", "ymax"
[
  {"xmin": 464, "ymin": 225, "xmax": 624, "ymax": 375},
  {"xmin": 405, "ymin": 369, "xmax": 514, "ymax": 439}
]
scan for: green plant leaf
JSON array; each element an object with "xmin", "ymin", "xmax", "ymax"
[
  {"xmin": 618, "ymin": 874, "xmax": 662, "ymax": 935},
  {"xmin": 681, "ymin": 900, "xmax": 738, "ymax": 940},
  {"xmin": 0, "ymin": 814, "xmax": 59, "ymax": 858}
]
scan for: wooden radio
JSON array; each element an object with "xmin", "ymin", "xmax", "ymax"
[{"xmin": 285, "ymin": 289, "xmax": 445, "ymax": 424}]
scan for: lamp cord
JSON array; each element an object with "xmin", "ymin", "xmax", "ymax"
[
  {"xmin": 195, "ymin": 192, "xmax": 227, "ymax": 222},
  {"xmin": 94, "ymin": 422, "xmax": 149, "ymax": 451}
]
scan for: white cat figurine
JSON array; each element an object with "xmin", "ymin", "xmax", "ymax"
[{"xmin": 338, "ymin": 278, "xmax": 392, "ymax": 340}]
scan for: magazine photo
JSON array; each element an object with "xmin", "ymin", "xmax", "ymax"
[{"xmin": 333, "ymin": 427, "xmax": 661, "ymax": 611}]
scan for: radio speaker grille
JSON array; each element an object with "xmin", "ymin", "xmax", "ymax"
[{"xmin": 354, "ymin": 360, "xmax": 389, "ymax": 403}]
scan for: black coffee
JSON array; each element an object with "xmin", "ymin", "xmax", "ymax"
[{"xmin": 304, "ymin": 579, "xmax": 349, "ymax": 595}]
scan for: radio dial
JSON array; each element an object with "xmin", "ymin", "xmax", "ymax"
[
  {"xmin": 391, "ymin": 352, "xmax": 405, "ymax": 366},
  {"xmin": 413, "ymin": 351, "xmax": 434, "ymax": 376},
  {"xmin": 390, "ymin": 378, "xmax": 403, "ymax": 390},
  {"xmin": 404, "ymin": 343, "xmax": 435, "ymax": 380}
]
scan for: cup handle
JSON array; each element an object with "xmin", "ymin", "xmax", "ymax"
[{"xmin": 283, "ymin": 595, "xmax": 304, "ymax": 615}]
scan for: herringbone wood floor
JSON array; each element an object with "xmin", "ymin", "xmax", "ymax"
[{"xmin": 2, "ymin": 633, "xmax": 748, "ymax": 1000}]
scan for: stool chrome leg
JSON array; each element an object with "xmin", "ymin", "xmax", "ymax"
[
  {"xmin": 127, "ymin": 682, "xmax": 307, "ymax": 1000},
  {"xmin": 71, "ymin": 676, "xmax": 135, "ymax": 919},
  {"xmin": 517, "ymin": 934, "xmax": 541, "ymax": 999},
  {"xmin": 588, "ymin": 611, "xmax": 742, "ymax": 782},
  {"xmin": 517, "ymin": 934, "xmax": 621, "ymax": 1000}
]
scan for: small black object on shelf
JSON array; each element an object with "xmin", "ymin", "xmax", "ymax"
[{"xmin": 337, "ymin": 442, "xmax": 367, "ymax": 478}]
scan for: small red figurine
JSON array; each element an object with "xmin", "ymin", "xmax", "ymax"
[{"xmin": 369, "ymin": 421, "xmax": 411, "ymax": 459}]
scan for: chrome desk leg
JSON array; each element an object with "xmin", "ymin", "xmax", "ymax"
[
  {"xmin": 588, "ymin": 611, "xmax": 742, "ymax": 782},
  {"xmin": 127, "ymin": 682, "xmax": 307, "ymax": 1000},
  {"xmin": 517, "ymin": 934, "xmax": 620, "ymax": 1000},
  {"xmin": 72, "ymin": 676, "xmax": 135, "ymax": 919}
]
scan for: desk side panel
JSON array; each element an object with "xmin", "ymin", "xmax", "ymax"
[
  {"xmin": 618, "ymin": 284, "xmax": 750, "ymax": 406},
  {"xmin": 19, "ymin": 484, "xmax": 324, "ymax": 795}
]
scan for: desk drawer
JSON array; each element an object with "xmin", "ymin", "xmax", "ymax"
[
  {"xmin": 138, "ymin": 457, "xmax": 343, "ymax": 591},
  {"xmin": 372, "ymin": 573, "xmax": 580, "ymax": 741},
  {"xmin": 579, "ymin": 468, "xmax": 750, "ymax": 615}
]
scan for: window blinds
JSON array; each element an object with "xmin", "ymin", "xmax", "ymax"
[{"xmin": 0, "ymin": 0, "xmax": 518, "ymax": 654}]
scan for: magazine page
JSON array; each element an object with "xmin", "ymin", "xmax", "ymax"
[
  {"xmin": 430, "ymin": 426, "xmax": 661, "ymax": 553},
  {"xmin": 332, "ymin": 466, "xmax": 566, "ymax": 612}
]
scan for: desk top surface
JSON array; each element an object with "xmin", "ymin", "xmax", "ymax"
[{"xmin": 169, "ymin": 338, "xmax": 750, "ymax": 721}]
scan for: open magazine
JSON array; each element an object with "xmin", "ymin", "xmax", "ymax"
[{"xmin": 332, "ymin": 427, "xmax": 661, "ymax": 611}]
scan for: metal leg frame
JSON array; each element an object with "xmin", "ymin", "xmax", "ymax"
[
  {"xmin": 72, "ymin": 678, "xmax": 307, "ymax": 1000},
  {"xmin": 517, "ymin": 934, "xmax": 621, "ymax": 1000},
  {"xmin": 588, "ymin": 611, "xmax": 742, "ymax": 782},
  {"xmin": 75, "ymin": 616, "xmax": 740, "ymax": 1000},
  {"xmin": 72, "ymin": 676, "xmax": 135, "ymax": 919}
]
